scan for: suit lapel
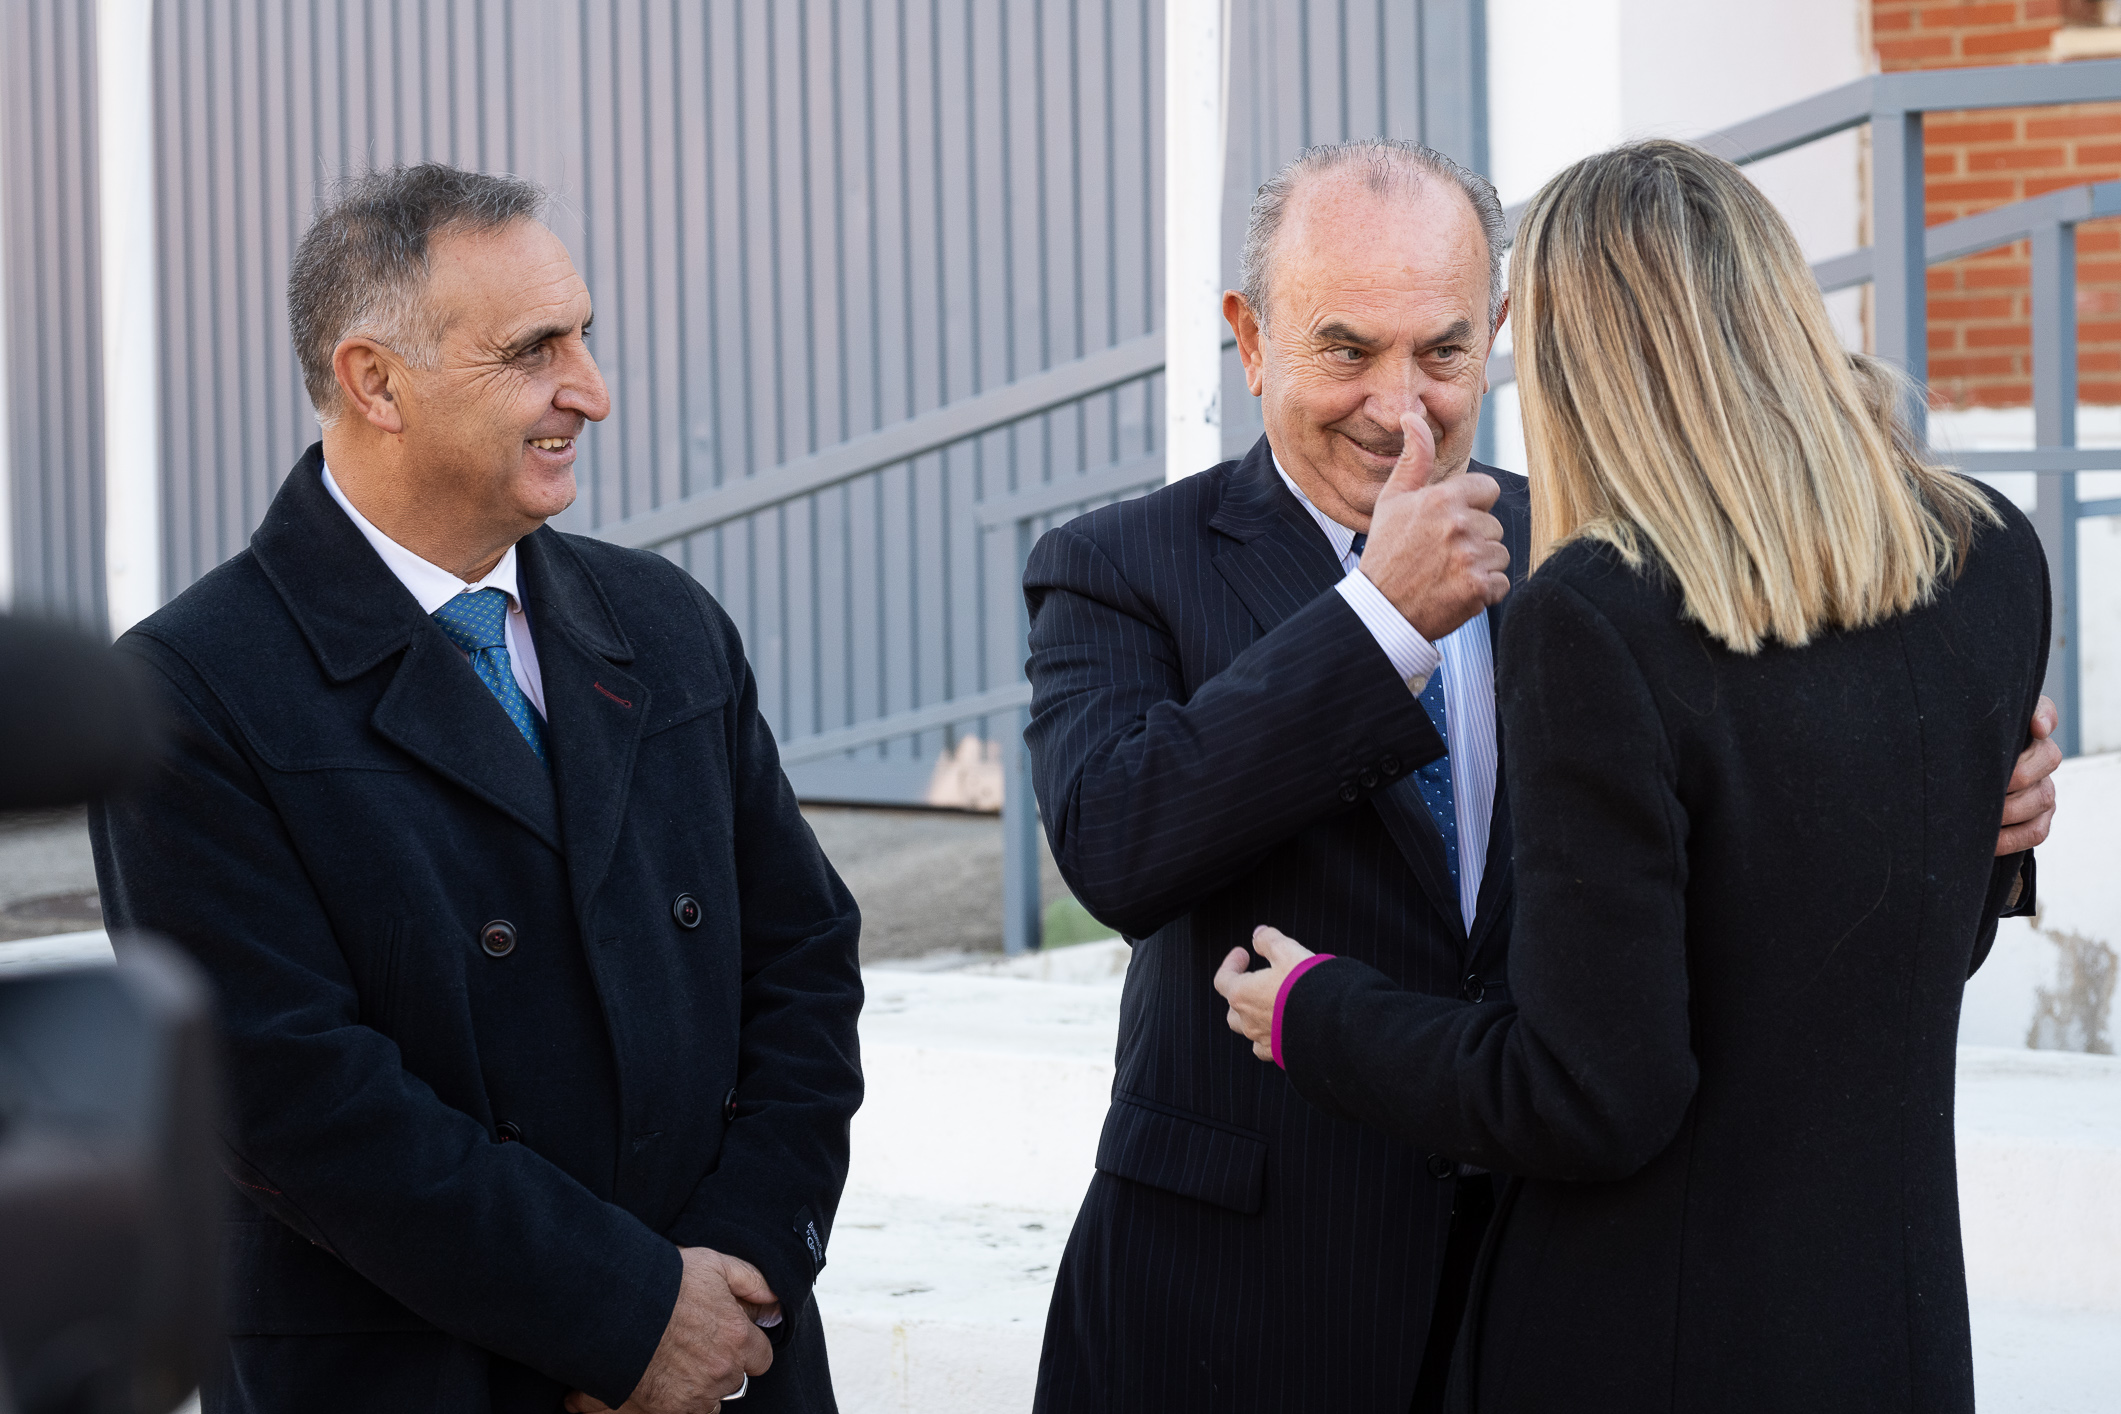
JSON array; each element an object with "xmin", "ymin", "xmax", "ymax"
[
  {"xmin": 369, "ymin": 635, "xmax": 563, "ymax": 851},
  {"xmin": 1207, "ymin": 440, "xmax": 1349, "ymax": 637},
  {"xmin": 1210, "ymin": 438, "xmax": 1466, "ymax": 935},
  {"xmin": 1372, "ymin": 777, "xmax": 1470, "ymax": 948},
  {"xmin": 518, "ymin": 529, "xmax": 646, "ymax": 919}
]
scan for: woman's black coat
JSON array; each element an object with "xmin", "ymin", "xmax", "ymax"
[{"xmin": 1280, "ymin": 485, "xmax": 2048, "ymax": 1414}]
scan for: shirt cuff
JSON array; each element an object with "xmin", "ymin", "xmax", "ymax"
[
  {"xmin": 1271, "ymin": 954, "xmax": 1338, "ymax": 1070},
  {"xmin": 1336, "ymin": 570, "xmax": 1441, "ymax": 693}
]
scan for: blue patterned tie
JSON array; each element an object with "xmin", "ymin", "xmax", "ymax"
[
  {"xmin": 1350, "ymin": 533, "xmax": 1459, "ymax": 891},
  {"xmin": 431, "ymin": 588, "xmax": 549, "ymax": 768}
]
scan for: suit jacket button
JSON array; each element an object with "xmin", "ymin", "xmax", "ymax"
[
  {"xmin": 672, "ymin": 893, "xmax": 703, "ymax": 929},
  {"xmin": 1359, "ymin": 770, "xmax": 1379, "ymax": 789},
  {"xmin": 1463, "ymin": 974, "xmax": 1486, "ymax": 1003},
  {"xmin": 1426, "ymin": 1153, "xmax": 1455, "ymax": 1180},
  {"xmin": 1380, "ymin": 754, "xmax": 1401, "ymax": 776},
  {"xmin": 723, "ymin": 1087, "xmax": 739, "ymax": 1122},
  {"xmin": 497, "ymin": 1121, "xmax": 523, "ymax": 1143},
  {"xmin": 480, "ymin": 920, "xmax": 517, "ymax": 958},
  {"xmin": 1338, "ymin": 781, "xmax": 1359, "ymax": 803}
]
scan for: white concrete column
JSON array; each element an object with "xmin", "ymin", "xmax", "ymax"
[
  {"xmin": 0, "ymin": 66, "xmax": 14, "ymax": 610},
  {"xmin": 97, "ymin": 0, "xmax": 160, "ymax": 635},
  {"xmin": 1163, "ymin": 0, "xmax": 1228, "ymax": 483}
]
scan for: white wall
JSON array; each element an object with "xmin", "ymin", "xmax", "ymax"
[
  {"xmin": 1483, "ymin": 0, "xmax": 1871, "ymax": 474},
  {"xmin": 1962, "ymin": 751, "xmax": 2121, "ymax": 1055}
]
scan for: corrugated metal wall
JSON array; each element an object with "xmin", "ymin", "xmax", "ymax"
[
  {"xmin": 1, "ymin": 0, "xmax": 106, "ymax": 626},
  {"xmin": 597, "ymin": 1, "xmax": 1167, "ymax": 798},
  {"xmin": 133, "ymin": 0, "xmax": 1473, "ymax": 799}
]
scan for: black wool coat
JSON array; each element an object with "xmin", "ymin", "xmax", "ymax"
[
  {"xmin": 89, "ymin": 447, "xmax": 862, "ymax": 1413},
  {"xmin": 1282, "ymin": 486, "xmax": 2048, "ymax": 1413},
  {"xmin": 1022, "ymin": 435, "xmax": 1529, "ymax": 1414}
]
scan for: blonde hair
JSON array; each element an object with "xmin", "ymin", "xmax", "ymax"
[{"xmin": 1510, "ymin": 139, "xmax": 1996, "ymax": 654}]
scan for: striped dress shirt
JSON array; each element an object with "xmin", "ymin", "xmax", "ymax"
[{"xmin": 1274, "ymin": 459, "xmax": 1498, "ymax": 932}]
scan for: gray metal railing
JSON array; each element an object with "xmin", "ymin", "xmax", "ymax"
[{"xmin": 1484, "ymin": 58, "xmax": 2121, "ymax": 760}]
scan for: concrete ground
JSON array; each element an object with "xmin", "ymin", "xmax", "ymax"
[{"xmin": 0, "ymin": 803, "xmax": 1067, "ymax": 963}]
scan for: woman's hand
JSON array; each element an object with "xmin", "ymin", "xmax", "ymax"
[{"xmin": 1213, "ymin": 926, "xmax": 1316, "ymax": 1062}]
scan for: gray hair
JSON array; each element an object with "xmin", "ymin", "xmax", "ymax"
[
  {"xmin": 288, "ymin": 162, "xmax": 548, "ymax": 425},
  {"xmin": 1238, "ymin": 138, "xmax": 1506, "ymax": 330}
]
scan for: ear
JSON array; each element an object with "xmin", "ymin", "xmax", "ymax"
[
  {"xmin": 332, "ymin": 337, "xmax": 408, "ymax": 435},
  {"xmin": 1224, "ymin": 291, "xmax": 1267, "ymax": 399},
  {"xmin": 1483, "ymin": 295, "xmax": 1511, "ymax": 395}
]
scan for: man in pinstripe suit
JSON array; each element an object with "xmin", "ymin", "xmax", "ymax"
[{"xmin": 1022, "ymin": 139, "xmax": 2057, "ymax": 1413}]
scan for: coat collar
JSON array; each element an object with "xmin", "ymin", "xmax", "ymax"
[
  {"xmin": 518, "ymin": 531, "xmax": 649, "ymax": 915},
  {"xmin": 252, "ymin": 445, "xmax": 638, "ymax": 866}
]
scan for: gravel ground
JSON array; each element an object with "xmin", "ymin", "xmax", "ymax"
[
  {"xmin": 0, "ymin": 802, "xmax": 1067, "ymax": 962},
  {"xmin": 801, "ymin": 805, "xmax": 1069, "ymax": 962}
]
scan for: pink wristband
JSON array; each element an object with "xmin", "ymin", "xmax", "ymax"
[{"xmin": 1271, "ymin": 954, "xmax": 1337, "ymax": 1070}]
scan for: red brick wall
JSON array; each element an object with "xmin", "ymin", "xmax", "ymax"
[{"xmin": 1873, "ymin": 0, "xmax": 2121, "ymax": 407}]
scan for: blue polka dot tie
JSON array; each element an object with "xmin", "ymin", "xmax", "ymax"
[
  {"xmin": 431, "ymin": 588, "xmax": 549, "ymax": 768},
  {"xmin": 1351, "ymin": 533, "xmax": 1459, "ymax": 892}
]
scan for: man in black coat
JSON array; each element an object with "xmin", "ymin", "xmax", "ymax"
[
  {"xmin": 89, "ymin": 164, "xmax": 861, "ymax": 1414},
  {"xmin": 1023, "ymin": 140, "xmax": 2057, "ymax": 1412}
]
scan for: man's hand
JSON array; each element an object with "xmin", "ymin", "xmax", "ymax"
[
  {"xmin": 1358, "ymin": 408, "xmax": 1511, "ymax": 640},
  {"xmin": 565, "ymin": 1247, "xmax": 779, "ymax": 1414},
  {"xmin": 1998, "ymin": 695, "xmax": 2061, "ymax": 857}
]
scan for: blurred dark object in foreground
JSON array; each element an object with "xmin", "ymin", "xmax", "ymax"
[
  {"xmin": 0, "ymin": 613, "xmax": 212, "ymax": 1414},
  {"xmin": 0, "ymin": 941, "xmax": 218, "ymax": 1412},
  {"xmin": 0, "ymin": 616, "xmax": 159, "ymax": 811}
]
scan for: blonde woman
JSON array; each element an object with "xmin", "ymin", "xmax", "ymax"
[{"xmin": 1214, "ymin": 140, "xmax": 2049, "ymax": 1413}]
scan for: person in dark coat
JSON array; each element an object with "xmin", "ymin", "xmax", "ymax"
[
  {"xmin": 1026, "ymin": 138, "xmax": 2056, "ymax": 1414},
  {"xmin": 89, "ymin": 164, "xmax": 861, "ymax": 1414},
  {"xmin": 1217, "ymin": 140, "xmax": 2051, "ymax": 1414}
]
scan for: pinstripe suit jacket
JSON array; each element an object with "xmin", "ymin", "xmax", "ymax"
[{"xmin": 1023, "ymin": 434, "xmax": 1530, "ymax": 1413}]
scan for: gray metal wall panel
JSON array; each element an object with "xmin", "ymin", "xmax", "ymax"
[
  {"xmin": 145, "ymin": 1, "xmax": 1465, "ymax": 796},
  {"xmin": 3, "ymin": 0, "xmax": 106, "ymax": 626}
]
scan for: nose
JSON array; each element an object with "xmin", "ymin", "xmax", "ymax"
[
  {"xmin": 557, "ymin": 337, "xmax": 612, "ymax": 423},
  {"xmin": 1366, "ymin": 350, "xmax": 1434, "ymax": 433}
]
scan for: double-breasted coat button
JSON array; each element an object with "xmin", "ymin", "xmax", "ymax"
[
  {"xmin": 480, "ymin": 920, "xmax": 517, "ymax": 958},
  {"xmin": 1426, "ymin": 1153, "xmax": 1455, "ymax": 1180},
  {"xmin": 1380, "ymin": 754, "xmax": 1402, "ymax": 776},
  {"xmin": 1463, "ymin": 974, "xmax": 1486, "ymax": 1003},
  {"xmin": 672, "ymin": 894, "xmax": 703, "ymax": 930},
  {"xmin": 1338, "ymin": 781, "xmax": 1359, "ymax": 804},
  {"xmin": 497, "ymin": 1120, "xmax": 523, "ymax": 1143},
  {"xmin": 722, "ymin": 1087, "xmax": 739, "ymax": 1122}
]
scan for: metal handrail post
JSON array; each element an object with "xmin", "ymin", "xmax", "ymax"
[
  {"xmin": 1870, "ymin": 106, "xmax": 1929, "ymax": 440},
  {"xmin": 1001, "ymin": 705, "xmax": 1042, "ymax": 955},
  {"xmin": 2032, "ymin": 219, "xmax": 2082, "ymax": 757},
  {"xmin": 1000, "ymin": 515, "xmax": 1043, "ymax": 955}
]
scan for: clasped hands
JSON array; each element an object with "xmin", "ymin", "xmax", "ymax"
[{"xmin": 565, "ymin": 1246, "xmax": 781, "ymax": 1414}]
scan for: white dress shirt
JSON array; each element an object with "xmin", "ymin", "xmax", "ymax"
[
  {"xmin": 1274, "ymin": 458, "xmax": 1497, "ymax": 932},
  {"xmin": 322, "ymin": 464, "xmax": 547, "ymax": 718}
]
